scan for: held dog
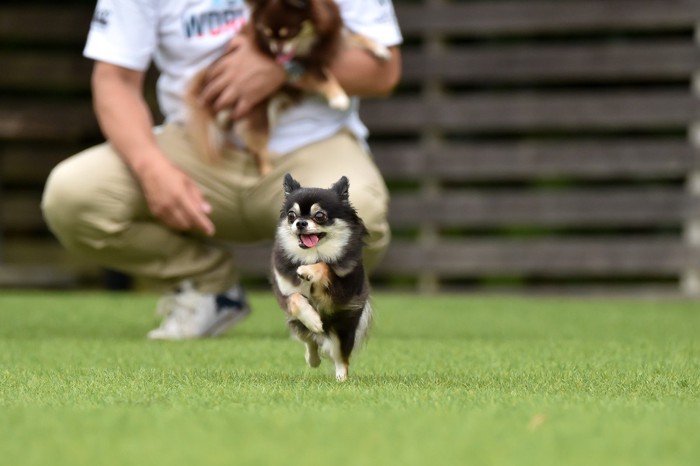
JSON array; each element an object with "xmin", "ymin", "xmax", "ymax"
[
  {"xmin": 271, "ymin": 174, "xmax": 372, "ymax": 381},
  {"xmin": 186, "ymin": 0, "xmax": 390, "ymax": 174}
]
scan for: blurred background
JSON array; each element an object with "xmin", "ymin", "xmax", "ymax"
[{"xmin": 0, "ymin": 0, "xmax": 699, "ymax": 295}]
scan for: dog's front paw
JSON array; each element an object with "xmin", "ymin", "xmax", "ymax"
[
  {"xmin": 296, "ymin": 263, "xmax": 330, "ymax": 285},
  {"xmin": 296, "ymin": 265, "xmax": 315, "ymax": 282}
]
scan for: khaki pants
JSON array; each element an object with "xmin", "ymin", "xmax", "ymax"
[{"xmin": 41, "ymin": 124, "xmax": 390, "ymax": 292}]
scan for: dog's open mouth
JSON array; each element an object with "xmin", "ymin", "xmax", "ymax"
[
  {"xmin": 298, "ymin": 233, "xmax": 326, "ymax": 249},
  {"xmin": 275, "ymin": 51, "xmax": 295, "ymax": 65}
]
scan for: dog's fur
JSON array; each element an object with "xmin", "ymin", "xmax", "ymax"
[
  {"xmin": 271, "ymin": 174, "xmax": 371, "ymax": 381},
  {"xmin": 186, "ymin": 0, "xmax": 390, "ymax": 174}
]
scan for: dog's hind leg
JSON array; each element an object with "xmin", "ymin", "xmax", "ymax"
[
  {"xmin": 305, "ymin": 340, "xmax": 321, "ymax": 368},
  {"xmin": 235, "ymin": 105, "xmax": 272, "ymax": 175},
  {"xmin": 288, "ymin": 321, "xmax": 322, "ymax": 368},
  {"xmin": 186, "ymin": 70, "xmax": 227, "ymax": 164},
  {"xmin": 322, "ymin": 332, "xmax": 349, "ymax": 381}
]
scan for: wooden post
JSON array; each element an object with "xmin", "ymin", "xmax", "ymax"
[
  {"xmin": 416, "ymin": 0, "xmax": 445, "ymax": 293},
  {"xmin": 683, "ymin": 24, "xmax": 700, "ymax": 296},
  {"xmin": 0, "ymin": 153, "xmax": 4, "ymax": 265},
  {"xmin": 684, "ymin": 123, "xmax": 700, "ymax": 296}
]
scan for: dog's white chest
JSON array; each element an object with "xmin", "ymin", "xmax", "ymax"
[{"xmin": 273, "ymin": 269, "xmax": 310, "ymax": 297}]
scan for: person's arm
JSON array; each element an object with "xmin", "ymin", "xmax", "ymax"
[
  {"xmin": 91, "ymin": 61, "xmax": 215, "ymax": 236},
  {"xmin": 199, "ymin": 36, "xmax": 401, "ymax": 120},
  {"xmin": 326, "ymin": 45, "xmax": 401, "ymax": 97}
]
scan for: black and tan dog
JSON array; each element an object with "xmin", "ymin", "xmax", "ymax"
[{"xmin": 271, "ymin": 174, "xmax": 371, "ymax": 381}]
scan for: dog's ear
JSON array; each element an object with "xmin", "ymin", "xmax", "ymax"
[
  {"xmin": 246, "ymin": 0, "xmax": 269, "ymax": 7},
  {"xmin": 331, "ymin": 176, "xmax": 350, "ymax": 202},
  {"xmin": 246, "ymin": 0, "xmax": 270, "ymax": 12},
  {"xmin": 285, "ymin": 0, "xmax": 309, "ymax": 10},
  {"xmin": 283, "ymin": 173, "xmax": 301, "ymax": 196}
]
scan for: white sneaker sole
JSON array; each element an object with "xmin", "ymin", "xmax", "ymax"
[
  {"xmin": 204, "ymin": 306, "xmax": 251, "ymax": 337},
  {"xmin": 147, "ymin": 307, "xmax": 251, "ymax": 340}
]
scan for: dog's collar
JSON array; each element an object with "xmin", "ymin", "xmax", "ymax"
[{"xmin": 282, "ymin": 60, "xmax": 305, "ymax": 83}]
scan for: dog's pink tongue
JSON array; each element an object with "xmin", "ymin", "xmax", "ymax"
[
  {"xmin": 276, "ymin": 52, "xmax": 295, "ymax": 65},
  {"xmin": 301, "ymin": 234, "xmax": 320, "ymax": 248}
]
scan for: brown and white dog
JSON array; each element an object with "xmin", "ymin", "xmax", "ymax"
[
  {"xmin": 186, "ymin": 0, "xmax": 390, "ymax": 175},
  {"xmin": 271, "ymin": 174, "xmax": 372, "ymax": 381}
]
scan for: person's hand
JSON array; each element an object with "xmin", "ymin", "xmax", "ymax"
[
  {"xmin": 199, "ymin": 35, "xmax": 285, "ymax": 119},
  {"xmin": 137, "ymin": 157, "xmax": 215, "ymax": 236}
]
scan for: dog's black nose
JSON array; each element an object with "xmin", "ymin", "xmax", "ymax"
[{"xmin": 296, "ymin": 219, "xmax": 308, "ymax": 229}]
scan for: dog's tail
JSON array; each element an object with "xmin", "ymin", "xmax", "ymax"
[{"xmin": 185, "ymin": 70, "xmax": 228, "ymax": 164}]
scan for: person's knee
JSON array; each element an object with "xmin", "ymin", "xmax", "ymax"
[
  {"xmin": 42, "ymin": 159, "xmax": 86, "ymax": 235},
  {"xmin": 350, "ymin": 186, "xmax": 391, "ymax": 272},
  {"xmin": 42, "ymin": 156, "xmax": 132, "ymax": 249}
]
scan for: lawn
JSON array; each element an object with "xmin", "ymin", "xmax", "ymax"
[{"xmin": 0, "ymin": 291, "xmax": 698, "ymax": 466}]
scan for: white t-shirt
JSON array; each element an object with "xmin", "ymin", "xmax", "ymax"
[{"xmin": 83, "ymin": 0, "xmax": 402, "ymax": 155}]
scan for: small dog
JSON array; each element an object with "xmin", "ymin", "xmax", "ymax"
[
  {"xmin": 186, "ymin": 0, "xmax": 390, "ymax": 174},
  {"xmin": 271, "ymin": 174, "xmax": 372, "ymax": 381}
]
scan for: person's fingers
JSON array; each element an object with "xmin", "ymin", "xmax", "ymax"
[
  {"xmin": 164, "ymin": 201, "xmax": 213, "ymax": 236},
  {"xmin": 187, "ymin": 209, "xmax": 215, "ymax": 236},
  {"xmin": 212, "ymin": 86, "xmax": 240, "ymax": 113},
  {"xmin": 181, "ymin": 184, "xmax": 215, "ymax": 236},
  {"xmin": 160, "ymin": 205, "xmax": 191, "ymax": 232},
  {"xmin": 231, "ymin": 96, "xmax": 253, "ymax": 120},
  {"xmin": 200, "ymin": 71, "xmax": 231, "ymax": 107},
  {"xmin": 148, "ymin": 186, "xmax": 214, "ymax": 236}
]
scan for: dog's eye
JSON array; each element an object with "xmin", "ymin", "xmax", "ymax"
[
  {"xmin": 287, "ymin": 211, "xmax": 297, "ymax": 223},
  {"xmin": 313, "ymin": 211, "xmax": 327, "ymax": 224}
]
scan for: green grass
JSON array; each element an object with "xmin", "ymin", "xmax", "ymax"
[{"xmin": 0, "ymin": 292, "xmax": 698, "ymax": 466}]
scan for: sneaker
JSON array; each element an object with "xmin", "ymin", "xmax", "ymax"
[{"xmin": 147, "ymin": 281, "xmax": 251, "ymax": 340}]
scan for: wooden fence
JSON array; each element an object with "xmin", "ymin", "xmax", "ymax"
[{"xmin": 1, "ymin": 0, "xmax": 699, "ymax": 293}]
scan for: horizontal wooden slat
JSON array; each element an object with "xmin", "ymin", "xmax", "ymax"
[
  {"xmin": 15, "ymin": 91, "xmax": 694, "ymax": 141},
  {"xmin": 401, "ymin": 41, "xmax": 700, "ymax": 84},
  {"xmin": 389, "ymin": 188, "xmax": 688, "ymax": 229},
  {"xmin": 229, "ymin": 237, "xmax": 687, "ymax": 277},
  {"xmin": 1, "ymin": 238, "xmax": 87, "ymax": 265},
  {"xmin": 371, "ymin": 139, "xmax": 697, "ymax": 181},
  {"xmin": 0, "ymin": 6, "xmax": 92, "ymax": 44},
  {"xmin": 1, "ymin": 145, "xmax": 78, "ymax": 184},
  {"xmin": 2, "ymin": 236, "xmax": 689, "ymax": 288},
  {"xmin": 0, "ymin": 101, "xmax": 99, "ymax": 141},
  {"xmin": 1, "ymin": 2, "xmax": 696, "ymax": 45},
  {"xmin": 0, "ymin": 52, "xmax": 92, "ymax": 91},
  {"xmin": 379, "ymin": 238, "xmax": 687, "ymax": 277},
  {"xmin": 5, "ymin": 186, "xmax": 685, "ymax": 234},
  {"xmin": 1, "ymin": 193, "xmax": 45, "ymax": 233},
  {"xmin": 396, "ymin": 0, "xmax": 700, "ymax": 37},
  {"xmin": 6, "ymin": 41, "xmax": 697, "ymax": 90},
  {"xmin": 0, "ymin": 265, "xmax": 79, "ymax": 288},
  {"xmin": 1, "ymin": 237, "xmax": 687, "ymax": 285},
  {"xmin": 362, "ymin": 90, "xmax": 697, "ymax": 133},
  {"xmin": 0, "ymin": 239, "xmax": 101, "ymax": 288}
]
